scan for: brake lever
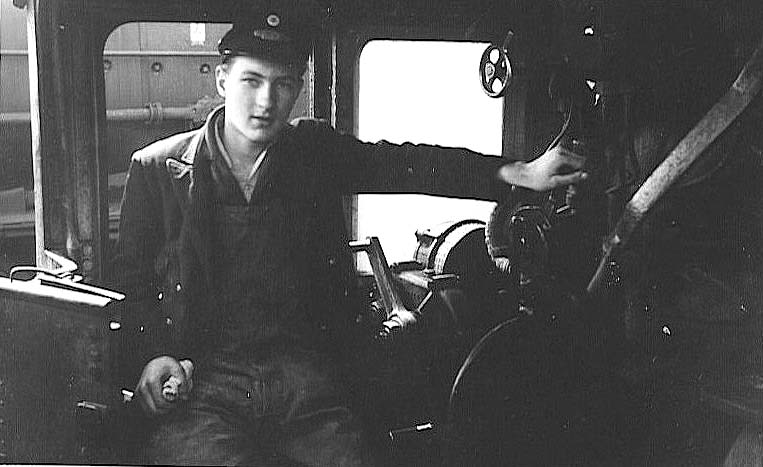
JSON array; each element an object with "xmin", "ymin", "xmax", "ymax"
[{"xmin": 350, "ymin": 237, "xmax": 419, "ymax": 338}]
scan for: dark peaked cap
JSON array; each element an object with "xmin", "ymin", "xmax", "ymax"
[{"xmin": 218, "ymin": 0, "xmax": 323, "ymax": 70}]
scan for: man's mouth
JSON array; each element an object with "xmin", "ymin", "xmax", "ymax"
[{"xmin": 251, "ymin": 115, "xmax": 274, "ymax": 126}]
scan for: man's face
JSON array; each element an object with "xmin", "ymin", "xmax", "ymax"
[{"xmin": 215, "ymin": 55, "xmax": 303, "ymax": 147}]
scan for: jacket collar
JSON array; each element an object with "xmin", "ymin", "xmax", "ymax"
[
  {"xmin": 167, "ymin": 106, "xmax": 223, "ymax": 290},
  {"xmin": 182, "ymin": 104, "xmax": 223, "ymax": 166}
]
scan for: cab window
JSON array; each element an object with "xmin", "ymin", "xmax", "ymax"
[{"xmin": 356, "ymin": 40, "xmax": 502, "ymax": 270}]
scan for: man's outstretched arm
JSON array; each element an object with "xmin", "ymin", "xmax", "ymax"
[{"xmin": 298, "ymin": 120, "xmax": 588, "ymax": 198}]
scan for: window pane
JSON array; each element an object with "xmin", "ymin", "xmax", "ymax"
[
  {"xmin": 357, "ymin": 40, "xmax": 502, "ymax": 270},
  {"xmin": 0, "ymin": 0, "xmax": 35, "ymax": 272}
]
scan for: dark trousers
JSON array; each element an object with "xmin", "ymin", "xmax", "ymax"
[{"xmin": 147, "ymin": 348, "xmax": 370, "ymax": 466}]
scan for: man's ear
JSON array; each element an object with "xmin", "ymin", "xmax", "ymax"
[{"xmin": 215, "ymin": 64, "xmax": 227, "ymax": 98}]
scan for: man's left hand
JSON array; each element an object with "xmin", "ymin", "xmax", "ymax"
[{"xmin": 498, "ymin": 145, "xmax": 588, "ymax": 192}]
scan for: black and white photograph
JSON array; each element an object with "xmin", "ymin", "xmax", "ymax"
[{"xmin": 0, "ymin": 0, "xmax": 761, "ymax": 465}]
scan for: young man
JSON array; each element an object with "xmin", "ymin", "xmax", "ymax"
[{"xmin": 113, "ymin": 5, "xmax": 587, "ymax": 465}]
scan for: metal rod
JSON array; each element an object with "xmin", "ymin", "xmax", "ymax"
[
  {"xmin": 24, "ymin": 0, "xmax": 47, "ymax": 268},
  {"xmin": 1, "ymin": 49, "xmax": 218, "ymax": 57}
]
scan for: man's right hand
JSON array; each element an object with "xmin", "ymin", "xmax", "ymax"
[{"xmin": 135, "ymin": 356, "xmax": 193, "ymax": 416}]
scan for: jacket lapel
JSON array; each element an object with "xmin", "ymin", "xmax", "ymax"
[{"xmin": 166, "ymin": 130, "xmax": 215, "ymax": 290}]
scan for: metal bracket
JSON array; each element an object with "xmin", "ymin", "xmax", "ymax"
[{"xmin": 8, "ymin": 250, "xmax": 125, "ymax": 301}]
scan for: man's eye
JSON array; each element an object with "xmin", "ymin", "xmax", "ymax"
[{"xmin": 276, "ymin": 81, "xmax": 297, "ymax": 92}]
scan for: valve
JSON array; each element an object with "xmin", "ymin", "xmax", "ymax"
[{"xmin": 479, "ymin": 31, "xmax": 514, "ymax": 98}]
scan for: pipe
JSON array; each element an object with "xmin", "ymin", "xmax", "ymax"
[
  {"xmin": 1, "ymin": 49, "xmax": 218, "ymax": 57},
  {"xmin": 0, "ymin": 104, "xmax": 205, "ymax": 124}
]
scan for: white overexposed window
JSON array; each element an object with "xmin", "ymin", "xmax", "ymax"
[{"xmin": 356, "ymin": 40, "xmax": 502, "ymax": 270}]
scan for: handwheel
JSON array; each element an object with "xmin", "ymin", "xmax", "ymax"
[
  {"xmin": 485, "ymin": 200, "xmax": 551, "ymax": 277},
  {"xmin": 479, "ymin": 43, "xmax": 512, "ymax": 98}
]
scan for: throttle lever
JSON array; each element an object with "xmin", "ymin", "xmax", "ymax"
[{"xmin": 350, "ymin": 237, "xmax": 419, "ymax": 338}]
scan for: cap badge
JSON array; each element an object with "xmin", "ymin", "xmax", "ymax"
[{"xmin": 266, "ymin": 14, "xmax": 281, "ymax": 27}]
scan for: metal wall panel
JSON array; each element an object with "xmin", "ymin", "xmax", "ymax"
[
  {"xmin": 0, "ymin": 292, "xmax": 114, "ymax": 463},
  {"xmin": 141, "ymin": 55, "xmax": 219, "ymax": 106},
  {"xmin": 140, "ymin": 22, "xmax": 230, "ymax": 51}
]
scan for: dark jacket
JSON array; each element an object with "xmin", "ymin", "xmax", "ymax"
[{"xmin": 111, "ymin": 108, "xmax": 507, "ymax": 361}]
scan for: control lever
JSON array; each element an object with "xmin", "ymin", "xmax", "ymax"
[{"xmin": 349, "ymin": 237, "xmax": 418, "ymax": 337}]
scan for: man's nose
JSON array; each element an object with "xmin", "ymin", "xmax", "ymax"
[{"xmin": 255, "ymin": 82, "xmax": 276, "ymax": 109}]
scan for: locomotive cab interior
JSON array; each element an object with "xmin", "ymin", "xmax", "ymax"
[{"xmin": 0, "ymin": 0, "xmax": 762, "ymax": 465}]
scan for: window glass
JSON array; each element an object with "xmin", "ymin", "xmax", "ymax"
[
  {"xmin": 0, "ymin": 0, "xmax": 35, "ymax": 272},
  {"xmin": 356, "ymin": 40, "xmax": 502, "ymax": 270}
]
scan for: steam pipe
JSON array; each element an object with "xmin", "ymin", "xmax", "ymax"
[
  {"xmin": 0, "ymin": 104, "xmax": 208, "ymax": 124},
  {"xmin": 1, "ymin": 49, "xmax": 218, "ymax": 57}
]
